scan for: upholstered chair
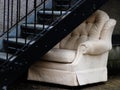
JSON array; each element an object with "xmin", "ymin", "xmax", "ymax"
[{"xmin": 28, "ymin": 10, "xmax": 116, "ymax": 86}]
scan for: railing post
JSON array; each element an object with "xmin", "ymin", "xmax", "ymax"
[
  {"xmin": 34, "ymin": 0, "xmax": 37, "ymax": 34},
  {"xmin": 3, "ymin": 0, "xmax": 6, "ymax": 33}
]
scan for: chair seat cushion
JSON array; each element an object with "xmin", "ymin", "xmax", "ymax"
[
  {"xmin": 31, "ymin": 60, "xmax": 72, "ymax": 71},
  {"xmin": 41, "ymin": 48, "xmax": 76, "ymax": 63}
]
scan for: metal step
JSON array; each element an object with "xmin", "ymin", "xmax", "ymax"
[
  {"xmin": 3, "ymin": 38, "xmax": 35, "ymax": 54},
  {"xmin": 54, "ymin": 0, "xmax": 72, "ymax": 10},
  {"xmin": 55, "ymin": 0, "xmax": 71, "ymax": 5},
  {"xmin": 37, "ymin": 11, "xmax": 65, "ymax": 24},
  {"xmin": 55, "ymin": 5, "xmax": 70, "ymax": 10},
  {"xmin": 56, "ymin": 4, "xmax": 70, "ymax": 8},
  {"xmin": 38, "ymin": 10, "xmax": 70, "ymax": 15},
  {"xmin": 55, "ymin": 0, "xmax": 71, "ymax": 1},
  {"xmin": 21, "ymin": 23, "xmax": 53, "ymax": 37},
  {"xmin": 21, "ymin": 23, "xmax": 53, "ymax": 30},
  {"xmin": 0, "ymin": 52, "xmax": 16, "ymax": 63},
  {"xmin": 37, "ymin": 10, "xmax": 70, "ymax": 24}
]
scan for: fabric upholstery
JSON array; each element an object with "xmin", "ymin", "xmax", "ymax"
[
  {"xmin": 28, "ymin": 10, "xmax": 117, "ymax": 86},
  {"xmin": 79, "ymin": 40, "xmax": 112, "ymax": 55},
  {"xmin": 78, "ymin": 19, "xmax": 116, "ymax": 55},
  {"xmin": 59, "ymin": 10, "xmax": 109, "ymax": 50},
  {"xmin": 29, "ymin": 52, "xmax": 108, "ymax": 71},
  {"xmin": 41, "ymin": 48, "xmax": 76, "ymax": 63}
]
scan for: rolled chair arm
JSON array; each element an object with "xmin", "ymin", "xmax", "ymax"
[
  {"xmin": 78, "ymin": 40, "xmax": 112, "ymax": 55},
  {"xmin": 77, "ymin": 19, "xmax": 116, "ymax": 55}
]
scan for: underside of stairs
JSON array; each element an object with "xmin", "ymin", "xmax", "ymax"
[{"xmin": 0, "ymin": 0, "xmax": 108, "ymax": 89}]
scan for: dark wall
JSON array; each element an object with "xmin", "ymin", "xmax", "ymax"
[
  {"xmin": 100, "ymin": 0, "xmax": 120, "ymax": 73},
  {"xmin": 101, "ymin": 0, "xmax": 120, "ymax": 34}
]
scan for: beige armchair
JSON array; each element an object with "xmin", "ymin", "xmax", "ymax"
[{"xmin": 28, "ymin": 10, "xmax": 116, "ymax": 86}]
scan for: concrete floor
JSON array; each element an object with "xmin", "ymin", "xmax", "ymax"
[{"xmin": 9, "ymin": 75, "xmax": 120, "ymax": 90}]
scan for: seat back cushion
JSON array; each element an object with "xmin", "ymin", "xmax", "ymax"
[{"xmin": 59, "ymin": 10, "xmax": 109, "ymax": 50}]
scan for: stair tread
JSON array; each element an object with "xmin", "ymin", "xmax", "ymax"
[
  {"xmin": 56, "ymin": 5, "xmax": 70, "ymax": 6},
  {"xmin": 0, "ymin": 52, "xmax": 16, "ymax": 61},
  {"xmin": 55, "ymin": 0, "xmax": 71, "ymax": 3},
  {"xmin": 4, "ymin": 38, "xmax": 35, "ymax": 45},
  {"xmin": 55, "ymin": 0, "xmax": 71, "ymax": 2},
  {"xmin": 21, "ymin": 24, "xmax": 53, "ymax": 30},
  {"xmin": 38, "ymin": 10, "xmax": 70, "ymax": 15}
]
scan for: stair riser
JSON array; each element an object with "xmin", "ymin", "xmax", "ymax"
[
  {"xmin": 55, "ymin": 5, "xmax": 70, "ymax": 10},
  {"xmin": 54, "ymin": 0, "xmax": 71, "ymax": 10},
  {"xmin": 4, "ymin": 47, "xmax": 23, "ymax": 54},
  {"xmin": 4, "ymin": 41, "xmax": 25, "ymax": 54},
  {"xmin": 55, "ymin": 1, "xmax": 71, "ymax": 5},
  {"xmin": 37, "ymin": 13, "xmax": 59, "ymax": 24},
  {"xmin": 0, "ymin": 60, "xmax": 5, "ymax": 64},
  {"xmin": 21, "ymin": 27, "xmax": 41, "ymax": 38},
  {"xmin": 55, "ymin": 0, "xmax": 71, "ymax": 5}
]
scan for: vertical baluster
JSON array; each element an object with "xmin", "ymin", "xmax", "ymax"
[
  {"xmin": 18, "ymin": 0, "xmax": 21, "ymax": 21},
  {"xmin": 3, "ymin": 0, "xmax": 6, "ymax": 33},
  {"xmin": 25, "ymin": 0, "xmax": 28, "ymax": 44},
  {"xmin": 51, "ymin": 0, "xmax": 54, "ymax": 22},
  {"xmin": 34, "ymin": 0, "xmax": 37, "ymax": 35},
  {"xmin": 11, "ymin": 0, "xmax": 13, "ymax": 27},
  {"xmin": 43, "ymin": 0, "xmax": 46, "ymax": 30},
  {"xmin": 15, "ymin": 0, "xmax": 19, "ymax": 52},
  {"xmin": 69, "ymin": 0, "xmax": 71, "ymax": 8},
  {"xmin": 60, "ymin": 0, "xmax": 62, "ymax": 15},
  {"xmin": 6, "ymin": 0, "xmax": 10, "ymax": 60}
]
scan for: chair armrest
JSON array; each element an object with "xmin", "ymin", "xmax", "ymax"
[
  {"xmin": 41, "ymin": 48, "xmax": 76, "ymax": 63},
  {"xmin": 78, "ymin": 40, "xmax": 112, "ymax": 55},
  {"xmin": 77, "ymin": 19, "xmax": 117, "ymax": 55}
]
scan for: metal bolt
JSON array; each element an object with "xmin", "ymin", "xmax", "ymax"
[
  {"xmin": 14, "ymin": 62, "xmax": 18, "ymax": 65},
  {"xmin": 91, "ymin": 9, "xmax": 93, "ymax": 12},
  {"xmin": 55, "ymin": 29, "xmax": 58, "ymax": 31},
  {"xmin": 73, "ymin": 13, "xmax": 77, "ymax": 16},
  {"xmin": 4, "ymin": 78, "xmax": 8, "ymax": 81},
  {"xmin": 19, "ymin": 63, "xmax": 23, "ymax": 66},
  {"xmin": 24, "ymin": 61, "xmax": 28, "ymax": 64},
  {"xmin": 45, "ymin": 45, "xmax": 48, "ymax": 47},
  {"xmin": 9, "ymin": 67, "xmax": 13, "ymax": 70},
  {"xmin": 0, "ymin": 69, "xmax": 4, "ymax": 72},
  {"xmin": 93, "ymin": 4, "xmax": 96, "ymax": 10},
  {"xmin": 82, "ymin": 13, "xmax": 85, "ymax": 17},
  {"xmin": 35, "ymin": 45, "xmax": 38, "ymax": 48},
  {"xmin": 64, "ymin": 29, "xmax": 66, "ymax": 32}
]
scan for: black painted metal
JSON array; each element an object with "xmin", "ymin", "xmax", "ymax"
[{"xmin": 0, "ymin": 0, "xmax": 108, "ymax": 89}]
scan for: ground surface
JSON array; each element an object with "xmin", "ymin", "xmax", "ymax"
[{"xmin": 9, "ymin": 75, "xmax": 120, "ymax": 90}]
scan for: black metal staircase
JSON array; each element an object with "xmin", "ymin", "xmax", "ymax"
[{"xmin": 0, "ymin": 0, "xmax": 108, "ymax": 89}]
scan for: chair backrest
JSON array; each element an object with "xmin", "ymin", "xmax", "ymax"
[{"xmin": 59, "ymin": 10, "xmax": 110, "ymax": 50}]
